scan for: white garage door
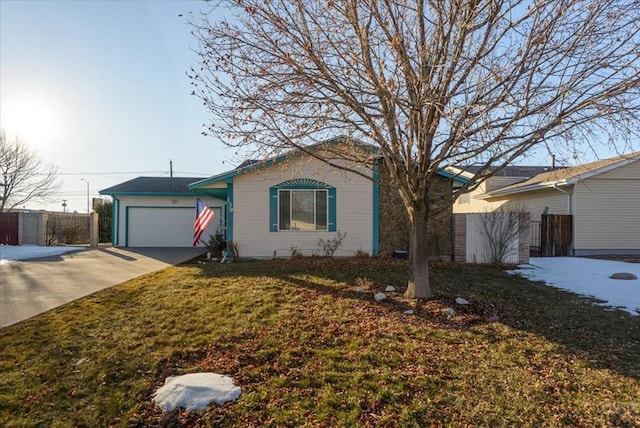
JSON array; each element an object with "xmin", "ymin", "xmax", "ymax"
[{"xmin": 127, "ymin": 207, "xmax": 222, "ymax": 247}]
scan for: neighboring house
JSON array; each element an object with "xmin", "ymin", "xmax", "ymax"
[
  {"xmin": 100, "ymin": 177, "xmax": 225, "ymax": 247},
  {"xmin": 452, "ymin": 165, "xmax": 560, "ymax": 213},
  {"xmin": 100, "ymin": 138, "xmax": 468, "ymax": 258},
  {"xmin": 455, "ymin": 152, "xmax": 640, "ymax": 256}
]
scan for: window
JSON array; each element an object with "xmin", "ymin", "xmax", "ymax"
[
  {"xmin": 270, "ymin": 179, "xmax": 336, "ymax": 232},
  {"xmin": 278, "ymin": 189, "xmax": 327, "ymax": 230}
]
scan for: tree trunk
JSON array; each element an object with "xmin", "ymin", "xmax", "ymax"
[{"xmin": 404, "ymin": 206, "xmax": 432, "ymax": 299}]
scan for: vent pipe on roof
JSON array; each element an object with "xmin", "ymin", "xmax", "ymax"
[
  {"xmin": 170, "ymin": 159, "xmax": 173, "ymax": 177},
  {"xmin": 551, "ymin": 154, "xmax": 556, "ymax": 169}
]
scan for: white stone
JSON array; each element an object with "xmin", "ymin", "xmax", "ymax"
[
  {"xmin": 455, "ymin": 297, "xmax": 470, "ymax": 305},
  {"xmin": 153, "ymin": 373, "xmax": 241, "ymax": 412},
  {"xmin": 385, "ymin": 285, "xmax": 396, "ymax": 292},
  {"xmin": 403, "ymin": 309, "xmax": 414, "ymax": 315},
  {"xmin": 74, "ymin": 357, "xmax": 89, "ymax": 366},
  {"xmin": 442, "ymin": 308, "xmax": 456, "ymax": 316},
  {"xmin": 374, "ymin": 292, "xmax": 387, "ymax": 301},
  {"xmin": 354, "ymin": 286, "xmax": 365, "ymax": 293}
]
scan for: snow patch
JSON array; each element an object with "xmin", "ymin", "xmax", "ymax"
[
  {"xmin": 509, "ymin": 257, "xmax": 640, "ymax": 316},
  {"xmin": 0, "ymin": 245, "xmax": 84, "ymax": 264},
  {"xmin": 153, "ymin": 373, "xmax": 241, "ymax": 412}
]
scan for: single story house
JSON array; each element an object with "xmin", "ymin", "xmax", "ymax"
[
  {"xmin": 100, "ymin": 138, "xmax": 468, "ymax": 258},
  {"xmin": 454, "ymin": 152, "xmax": 640, "ymax": 256},
  {"xmin": 99, "ymin": 177, "xmax": 225, "ymax": 247}
]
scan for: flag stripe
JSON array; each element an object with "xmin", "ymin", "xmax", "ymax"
[{"xmin": 193, "ymin": 198, "xmax": 216, "ymax": 246}]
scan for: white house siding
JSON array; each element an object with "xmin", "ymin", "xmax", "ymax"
[
  {"xmin": 573, "ymin": 161, "xmax": 640, "ymax": 254},
  {"xmin": 114, "ymin": 196, "xmax": 225, "ymax": 247},
  {"xmin": 501, "ymin": 189, "xmax": 570, "ymax": 222},
  {"xmin": 454, "ymin": 182, "xmax": 506, "ymax": 213},
  {"xmin": 232, "ymin": 155, "xmax": 373, "ymax": 258}
]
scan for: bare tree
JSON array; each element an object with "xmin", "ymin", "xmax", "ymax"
[
  {"xmin": 188, "ymin": 0, "xmax": 640, "ymax": 298},
  {"xmin": 479, "ymin": 204, "xmax": 529, "ymax": 264},
  {"xmin": 0, "ymin": 131, "xmax": 60, "ymax": 212}
]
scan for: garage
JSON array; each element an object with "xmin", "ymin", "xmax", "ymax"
[
  {"xmin": 99, "ymin": 177, "xmax": 226, "ymax": 248},
  {"xmin": 127, "ymin": 207, "xmax": 222, "ymax": 247}
]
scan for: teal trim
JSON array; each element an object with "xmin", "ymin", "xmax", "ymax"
[
  {"xmin": 188, "ymin": 136, "xmax": 378, "ymax": 190},
  {"xmin": 100, "ymin": 191, "xmax": 201, "ymax": 197},
  {"xmin": 112, "ymin": 198, "xmax": 119, "ymax": 245},
  {"xmin": 328, "ymin": 187, "xmax": 336, "ymax": 232},
  {"xmin": 372, "ymin": 166, "xmax": 380, "ymax": 255},
  {"xmin": 125, "ymin": 206, "xmax": 130, "ymax": 247},
  {"xmin": 193, "ymin": 188, "xmax": 228, "ymax": 200},
  {"xmin": 269, "ymin": 179, "xmax": 336, "ymax": 232},
  {"xmin": 436, "ymin": 169, "xmax": 470, "ymax": 184},
  {"xmin": 225, "ymin": 180, "xmax": 234, "ymax": 257},
  {"xmin": 272, "ymin": 178, "xmax": 333, "ymax": 190},
  {"xmin": 269, "ymin": 187, "xmax": 278, "ymax": 232}
]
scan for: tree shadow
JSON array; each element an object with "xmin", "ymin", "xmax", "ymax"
[{"xmin": 191, "ymin": 257, "xmax": 640, "ymax": 380}]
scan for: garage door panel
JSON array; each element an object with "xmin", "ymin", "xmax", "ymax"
[{"xmin": 127, "ymin": 207, "xmax": 221, "ymax": 247}]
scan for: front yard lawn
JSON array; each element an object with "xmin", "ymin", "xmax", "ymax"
[{"xmin": 1, "ymin": 258, "xmax": 638, "ymax": 426}]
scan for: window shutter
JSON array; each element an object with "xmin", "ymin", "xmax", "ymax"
[
  {"xmin": 328, "ymin": 187, "xmax": 337, "ymax": 232},
  {"xmin": 269, "ymin": 187, "xmax": 278, "ymax": 232}
]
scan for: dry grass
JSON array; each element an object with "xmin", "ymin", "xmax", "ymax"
[{"xmin": 0, "ymin": 258, "xmax": 638, "ymax": 427}]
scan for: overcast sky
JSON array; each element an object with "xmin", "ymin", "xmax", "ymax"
[{"xmin": 1, "ymin": 0, "xmax": 232, "ymax": 213}]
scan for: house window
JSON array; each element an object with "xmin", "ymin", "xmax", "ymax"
[
  {"xmin": 270, "ymin": 179, "xmax": 336, "ymax": 232},
  {"xmin": 278, "ymin": 189, "xmax": 327, "ymax": 230}
]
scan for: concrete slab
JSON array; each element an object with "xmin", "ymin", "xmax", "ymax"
[{"xmin": 0, "ymin": 247, "xmax": 205, "ymax": 328}]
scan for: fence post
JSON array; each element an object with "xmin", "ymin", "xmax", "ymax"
[
  {"xmin": 518, "ymin": 212, "xmax": 530, "ymax": 264},
  {"xmin": 89, "ymin": 212, "xmax": 99, "ymax": 248},
  {"xmin": 453, "ymin": 214, "xmax": 467, "ymax": 263}
]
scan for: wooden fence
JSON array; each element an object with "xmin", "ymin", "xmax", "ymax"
[
  {"xmin": 0, "ymin": 211, "xmax": 101, "ymax": 247},
  {"xmin": 540, "ymin": 214, "xmax": 573, "ymax": 256},
  {"xmin": 0, "ymin": 212, "xmax": 19, "ymax": 245}
]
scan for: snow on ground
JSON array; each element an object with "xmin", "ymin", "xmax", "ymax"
[
  {"xmin": 0, "ymin": 245, "xmax": 85, "ymax": 265},
  {"xmin": 153, "ymin": 373, "xmax": 242, "ymax": 412},
  {"xmin": 510, "ymin": 257, "xmax": 640, "ymax": 316}
]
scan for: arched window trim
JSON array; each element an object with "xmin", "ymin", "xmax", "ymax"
[{"xmin": 269, "ymin": 179, "xmax": 336, "ymax": 232}]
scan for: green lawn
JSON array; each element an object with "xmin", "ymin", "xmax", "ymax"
[{"xmin": 1, "ymin": 258, "xmax": 638, "ymax": 427}]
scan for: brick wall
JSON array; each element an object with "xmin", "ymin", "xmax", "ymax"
[{"xmin": 378, "ymin": 166, "xmax": 453, "ymax": 259}]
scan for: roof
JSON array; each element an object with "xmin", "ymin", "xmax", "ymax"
[
  {"xmin": 99, "ymin": 177, "xmax": 206, "ymax": 196},
  {"xmin": 461, "ymin": 165, "xmax": 562, "ymax": 178},
  {"xmin": 485, "ymin": 151, "xmax": 640, "ymax": 197},
  {"xmin": 189, "ymin": 137, "xmax": 469, "ymax": 189}
]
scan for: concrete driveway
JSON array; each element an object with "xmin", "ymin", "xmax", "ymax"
[{"xmin": 0, "ymin": 247, "xmax": 205, "ymax": 328}]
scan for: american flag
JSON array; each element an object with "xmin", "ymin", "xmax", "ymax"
[{"xmin": 193, "ymin": 198, "xmax": 215, "ymax": 246}]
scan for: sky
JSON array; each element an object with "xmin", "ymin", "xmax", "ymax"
[
  {"xmin": 1, "ymin": 1, "xmax": 636, "ymax": 214},
  {"xmin": 0, "ymin": 0, "xmax": 231, "ymax": 213}
]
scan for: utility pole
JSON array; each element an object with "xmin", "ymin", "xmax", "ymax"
[
  {"xmin": 62, "ymin": 199, "xmax": 67, "ymax": 212},
  {"xmin": 80, "ymin": 178, "xmax": 90, "ymax": 213}
]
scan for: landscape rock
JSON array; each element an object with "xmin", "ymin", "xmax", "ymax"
[
  {"xmin": 385, "ymin": 285, "xmax": 396, "ymax": 292},
  {"xmin": 442, "ymin": 308, "xmax": 456, "ymax": 316},
  {"xmin": 403, "ymin": 309, "xmax": 414, "ymax": 315},
  {"xmin": 610, "ymin": 272, "xmax": 638, "ymax": 280},
  {"xmin": 455, "ymin": 297, "xmax": 470, "ymax": 305},
  {"xmin": 374, "ymin": 292, "xmax": 387, "ymax": 301},
  {"xmin": 354, "ymin": 286, "xmax": 366, "ymax": 293}
]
